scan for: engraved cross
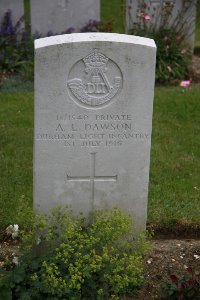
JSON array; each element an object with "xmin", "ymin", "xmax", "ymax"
[{"xmin": 67, "ymin": 152, "xmax": 117, "ymax": 211}]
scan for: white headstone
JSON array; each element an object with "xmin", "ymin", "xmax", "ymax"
[
  {"xmin": 0, "ymin": 0, "xmax": 24, "ymax": 26},
  {"xmin": 34, "ymin": 33, "xmax": 156, "ymax": 231},
  {"xmin": 126, "ymin": 0, "xmax": 197, "ymax": 48},
  {"xmin": 30, "ymin": 0, "xmax": 100, "ymax": 36}
]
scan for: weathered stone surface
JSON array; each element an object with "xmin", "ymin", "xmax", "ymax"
[
  {"xmin": 0, "ymin": 0, "xmax": 24, "ymax": 25},
  {"xmin": 34, "ymin": 33, "xmax": 156, "ymax": 230},
  {"xmin": 30, "ymin": 0, "xmax": 100, "ymax": 36}
]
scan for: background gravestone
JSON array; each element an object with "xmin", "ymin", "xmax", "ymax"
[
  {"xmin": 30, "ymin": 0, "xmax": 100, "ymax": 36},
  {"xmin": 34, "ymin": 33, "xmax": 156, "ymax": 231},
  {"xmin": 126, "ymin": 0, "xmax": 197, "ymax": 48},
  {"xmin": 0, "ymin": 0, "xmax": 24, "ymax": 25}
]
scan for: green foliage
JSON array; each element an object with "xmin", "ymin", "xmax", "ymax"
[
  {"xmin": 129, "ymin": 0, "xmax": 193, "ymax": 83},
  {"xmin": 0, "ymin": 91, "xmax": 33, "ymax": 227},
  {"xmin": 160, "ymin": 267, "xmax": 200, "ymax": 299},
  {"xmin": 148, "ymin": 86, "xmax": 200, "ymax": 225},
  {"xmin": 101, "ymin": 0, "xmax": 125, "ymax": 33},
  {"xmin": 0, "ymin": 75, "xmax": 33, "ymax": 92},
  {"xmin": 0, "ymin": 10, "xmax": 34, "ymax": 80},
  {"xmin": 0, "ymin": 208, "xmax": 150, "ymax": 299},
  {"xmin": 12, "ymin": 195, "xmax": 35, "ymax": 231},
  {"xmin": 146, "ymin": 29, "xmax": 190, "ymax": 83}
]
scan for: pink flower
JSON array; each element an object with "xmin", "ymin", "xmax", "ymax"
[
  {"xmin": 165, "ymin": 45, "xmax": 170, "ymax": 49},
  {"xmin": 181, "ymin": 49, "xmax": 186, "ymax": 54},
  {"xmin": 144, "ymin": 14, "xmax": 151, "ymax": 20},
  {"xmin": 167, "ymin": 65, "xmax": 172, "ymax": 72},
  {"xmin": 180, "ymin": 80, "xmax": 191, "ymax": 87}
]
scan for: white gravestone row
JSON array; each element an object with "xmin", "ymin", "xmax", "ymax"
[
  {"xmin": 126, "ymin": 0, "xmax": 197, "ymax": 48},
  {"xmin": 0, "ymin": 0, "xmax": 100, "ymax": 36},
  {"xmin": 30, "ymin": 0, "xmax": 100, "ymax": 36},
  {"xmin": 34, "ymin": 33, "xmax": 156, "ymax": 231},
  {"xmin": 0, "ymin": 0, "xmax": 24, "ymax": 26}
]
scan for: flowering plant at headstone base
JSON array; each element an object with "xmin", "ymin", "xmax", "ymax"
[
  {"xmin": 0, "ymin": 208, "xmax": 151, "ymax": 300},
  {"xmin": 128, "ymin": 0, "xmax": 193, "ymax": 84}
]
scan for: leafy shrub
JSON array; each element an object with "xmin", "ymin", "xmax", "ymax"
[
  {"xmin": 0, "ymin": 10, "xmax": 34, "ymax": 79},
  {"xmin": 0, "ymin": 208, "xmax": 150, "ymax": 300},
  {"xmin": 129, "ymin": 0, "xmax": 193, "ymax": 83},
  {"xmin": 160, "ymin": 267, "xmax": 200, "ymax": 299}
]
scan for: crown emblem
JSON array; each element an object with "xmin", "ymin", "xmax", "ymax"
[
  {"xmin": 83, "ymin": 49, "xmax": 108, "ymax": 73},
  {"xmin": 67, "ymin": 49, "xmax": 122, "ymax": 108}
]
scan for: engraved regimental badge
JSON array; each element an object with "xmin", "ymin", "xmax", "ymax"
[{"xmin": 67, "ymin": 49, "xmax": 123, "ymax": 108}]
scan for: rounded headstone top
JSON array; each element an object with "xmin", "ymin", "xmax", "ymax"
[{"xmin": 34, "ymin": 32, "xmax": 156, "ymax": 49}]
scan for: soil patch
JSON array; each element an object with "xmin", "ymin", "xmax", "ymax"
[{"xmin": 137, "ymin": 239, "xmax": 200, "ymax": 299}]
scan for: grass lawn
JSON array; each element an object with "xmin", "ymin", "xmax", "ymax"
[
  {"xmin": 101, "ymin": 0, "xmax": 125, "ymax": 33},
  {"xmin": 0, "ymin": 84, "xmax": 200, "ymax": 228},
  {"xmin": 0, "ymin": 91, "xmax": 33, "ymax": 226},
  {"xmin": 149, "ymin": 85, "xmax": 200, "ymax": 226}
]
